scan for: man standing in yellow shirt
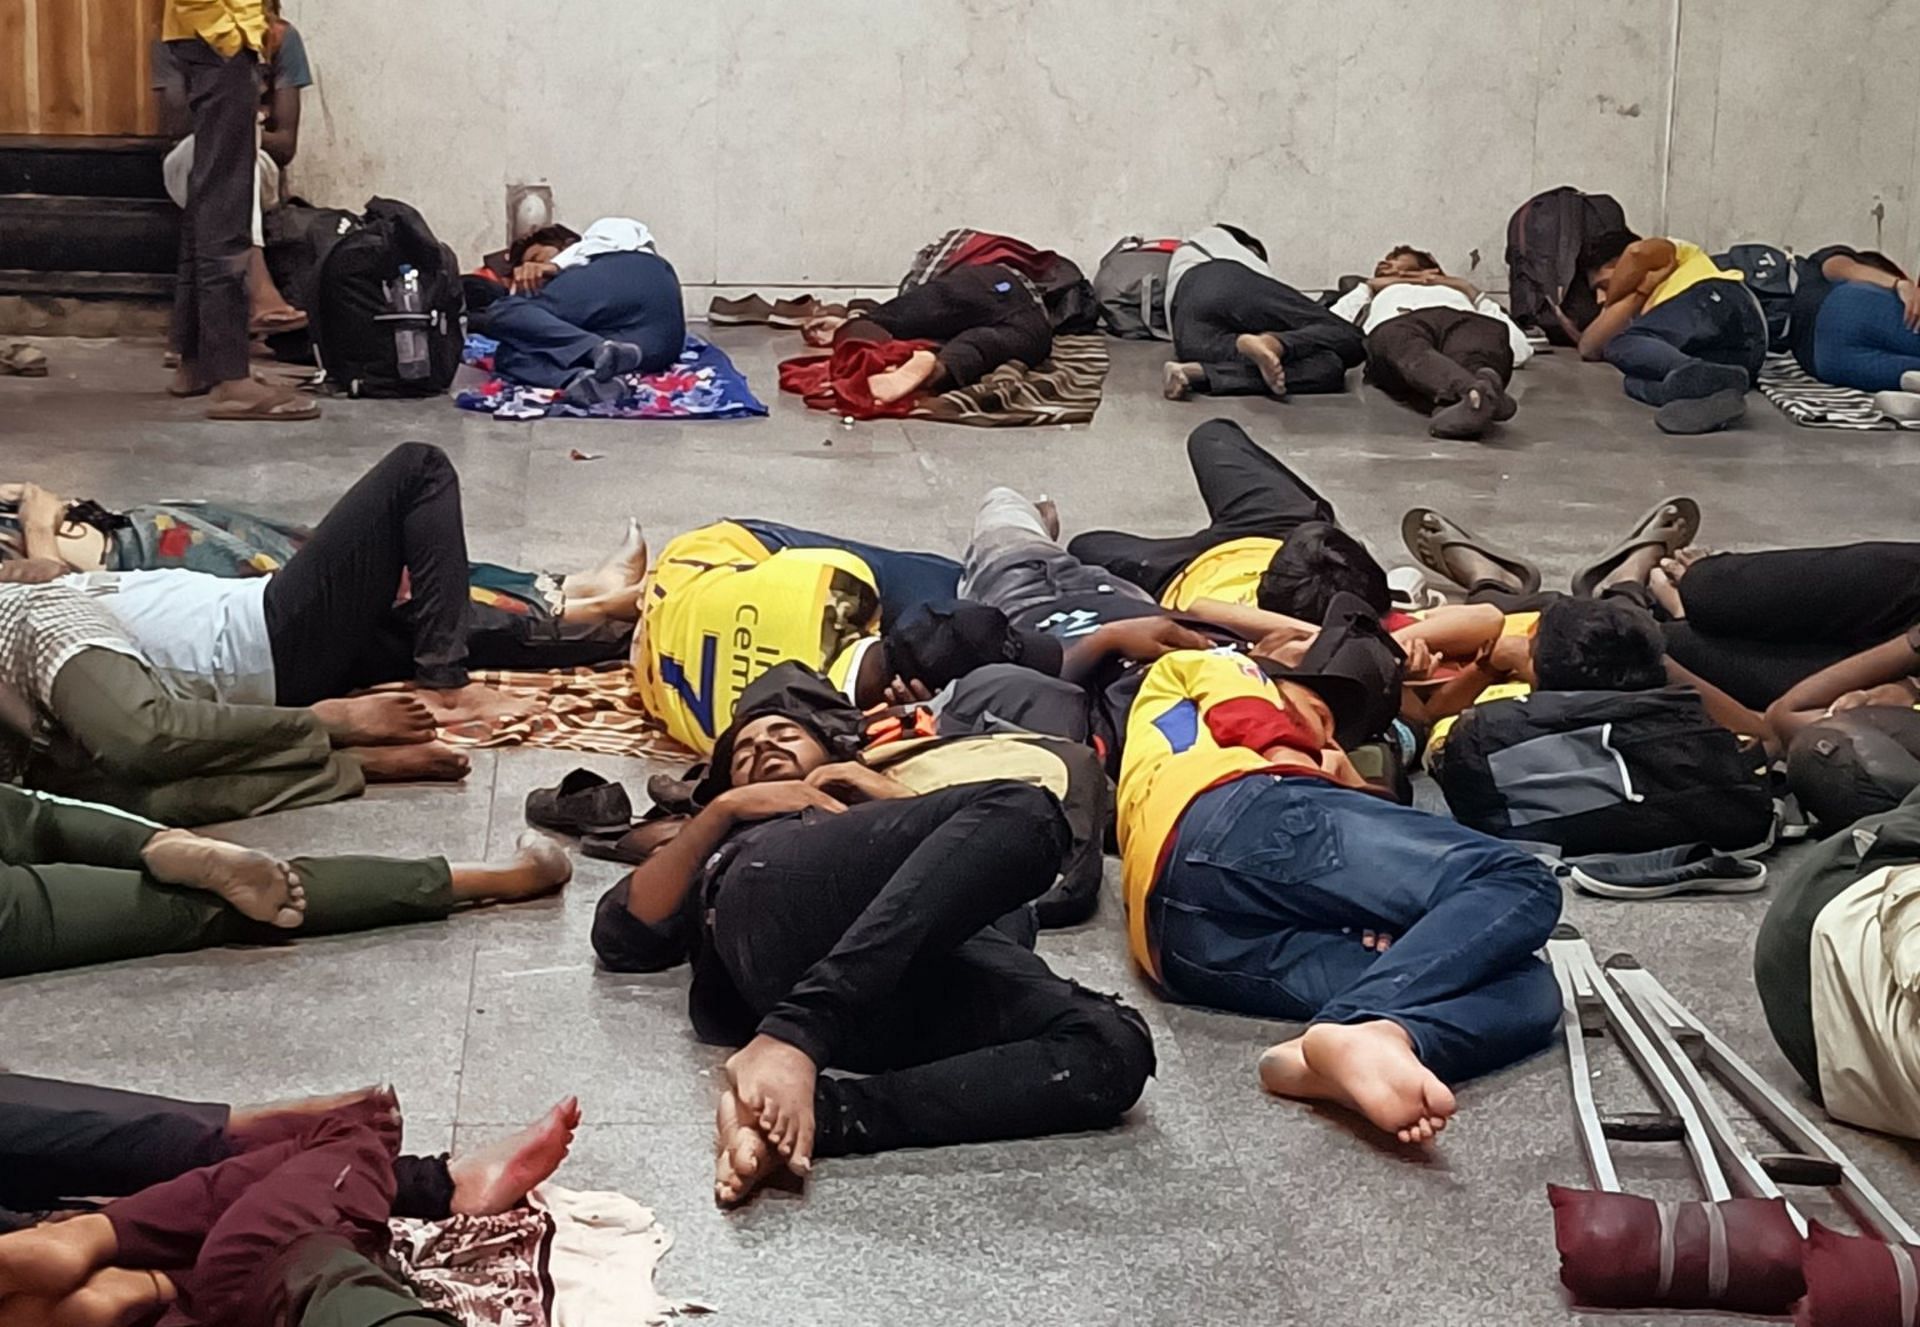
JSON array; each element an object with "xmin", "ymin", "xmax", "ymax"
[
  {"xmin": 1577, "ymin": 229, "xmax": 1766, "ymax": 436},
  {"xmin": 161, "ymin": 0, "xmax": 318, "ymax": 421}
]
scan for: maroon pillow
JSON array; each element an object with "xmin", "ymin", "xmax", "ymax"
[
  {"xmin": 1799, "ymin": 1220, "xmax": 1920, "ymax": 1326},
  {"xmin": 1548, "ymin": 1185, "xmax": 1805, "ymax": 1314}
]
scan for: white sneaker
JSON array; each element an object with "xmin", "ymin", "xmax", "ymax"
[
  {"xmin": 1872, "ymin": 390, "xmax": 1920, "ymax": 421},
  {"xmin": 1901, "ymin": 370, "xmax": 1920, "ymax": 393}
]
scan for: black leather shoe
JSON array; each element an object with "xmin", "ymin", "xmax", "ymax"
[{"xmin": 525, "ymin": 768, "xmax": 632, "ymax": 836}]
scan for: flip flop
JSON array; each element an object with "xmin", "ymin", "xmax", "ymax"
[
  {"xmin": 248, "ymin": 308, "xmax": 309, "ymax": 335},
  {"xmin": 0, "ymin": 343, "xmax": 48, "ymax": 377},
  {"xmin": 1568, "ymin": 497, "xmax": 1701, "ymax": 598},
  {"xmin": 1399, "ymin": 508, "xmax": 1542, "ymax": 595},
  {"xmin": 206, "ymin": 388, "xmax": 321, "ymax": 421}
]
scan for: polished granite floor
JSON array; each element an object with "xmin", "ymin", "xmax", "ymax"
[{"xmin": 4, "ymin": 329, "xmax": 1919, "ymax": 1327}]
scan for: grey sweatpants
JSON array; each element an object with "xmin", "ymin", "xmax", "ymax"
[{"xmin": 958, "ymin": 487, "xmax": 1157, "ymax": 633}]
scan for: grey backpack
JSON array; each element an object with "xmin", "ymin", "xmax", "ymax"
[{"xmin": 1093, "ymin": 236, "xmax": 1180, "ymax": 340}]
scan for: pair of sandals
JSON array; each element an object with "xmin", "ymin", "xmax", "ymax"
[
  {"xmin": 1, "ymin": 343, "xmax": 47, "ymax": 377},
  {"xmin": 1401, "ymin": 497, "xmax": 1701, "ymax": 599}
]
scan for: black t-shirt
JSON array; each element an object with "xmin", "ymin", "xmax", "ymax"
[
  {"xmin": 1789, "ymin": 245, "xmax": 1859, "ymax": 377},
  {"xmin": 1013, "ymin": 590, "xmax": 1173, "ymax": 639}
]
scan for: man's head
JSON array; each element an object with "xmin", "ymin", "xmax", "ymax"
[
  {"xmin": 1579, "ymin": 228, "xmax": 1644, "ymax": 294},
  {"xmin": 1531, "ymin": 596, "xmax": 1668, "ymax": 692},
  {"xmin": 1375, "ymin": 245, "xmax": 1441, "ymax": 279},
  {"xmin": 1218, "ymin": 224, "xmax": 1269, "ymax": 263},
  {"xmin": 726, "ymin": 713, "xmax": 831, "ymax": 787},
  {"xmin": 876, "ymin": 600, "xmax": 1064, "ymax": 705},
  {"xmin": 510, "ymin": 224, "xmax": 581, "ymax": 268},
  {"xmin": 1257, "ymin": 523, "xmax": 1392, "ymax": 623}
]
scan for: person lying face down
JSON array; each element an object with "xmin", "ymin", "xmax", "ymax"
[
  {"xmin": 801, "ymin": 261, "xmax": 1056, "ymax": 405},
  {"xmin": 1115, "ymin": 633, "xmax": 1564, "ymax": 1147},
  {"xmin": 591, "ymin": 662, "xmax": 1155, "ymax": 1207},
  {"xmin": 1326, "ymin": 245, "xmax": 1532, "ymax": 440}
]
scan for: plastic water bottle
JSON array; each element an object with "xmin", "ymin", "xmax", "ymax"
[{"xmin": 391, "ymin": 265, "xmax": 429, "ymax": 380}]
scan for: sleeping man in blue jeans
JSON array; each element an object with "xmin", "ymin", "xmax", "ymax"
[{"xmin": 1116, "ymin": 646, "xmax": 1563, "ymax": 1145}]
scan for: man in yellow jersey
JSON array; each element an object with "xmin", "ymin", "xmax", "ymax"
[
  {"xmin": 1577, "ymin": 229, "xmax": 1767, "ymax": 435},
  {"xmin": 162, "ymin": 0, "xmax": 317, "ymax": 421},
  {"xmin": 1067, "ymin": 419, "xmax": 1391, "ymax": 627},
  {"xmin": 1115, "ymin": 640, "xmax": 1562, "ymax": 1146}
]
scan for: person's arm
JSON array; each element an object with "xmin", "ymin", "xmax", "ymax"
[
  {"xmin": 14, "ymin": 483, "xmax": 70, "ymax": 563},
  {"xmin": 1666, "ymin": 657, "xmax": 1774, "ymax": 748},
  {"xmin": 621, "ymin": 782, "xmax": 846, "ymax": 926},
  {"xmin": 1430, "ymin": 273, "xmax": 1482, "ymax": 301},
  {"xmin": 1823, "ymin": 254, "xmax": 1920, "ymax": 332},
  {"xmin": 1180, "ymin": 598, "xmax": 1315, "ymax": 645},
  {"xmin": 1059, "ymin": 616, "xmax": 1216, "ymax": 686},
  {"xmin": 1765, "ymin": 632, "xmax": 1920, "ymax": 747},
  {"xmin": 1578, "ymin": 290, "xmax": 1646, "ymax": 360},
  {"xmin": 260, "ymin": 85, "xmax": 301, "ymax": 167},
  {"xmin": 1392, "ymin": 603, "xmax": 1505, "ymax": 660}
]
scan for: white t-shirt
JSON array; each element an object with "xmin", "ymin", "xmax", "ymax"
[
  {"xmin": 63, "ymin": 569, "xmax": 276, "ymax": 706},
  {"xmin": 1328, "ymin": 281, "xmax": 1535, "ymax": 367},
  {"xmin": 1165, "ymin": 225, "xmax": 1274, "ymax": 325}
]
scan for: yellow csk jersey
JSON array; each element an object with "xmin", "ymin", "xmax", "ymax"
[
  {"xmin": 164, "ymin": 0, "xmax": 268, "ymax": 55},
  {"xmin": 1117, "ymin": 649, "xmax": 1324, "ymax": 979},
  {"xmin": 1418, "ymin": 610, "xmax": 1540, "ymax": 752},
  {"xmin": 1158, "ymin": 536, "xmax": 1283, "ymax": 611},
  {"xmin": 632, "ymin": 522, "xmax": 880, "ymax": 753},
  {"xmin": 1643, "ymin": 240, "xmax": 1744, "ymax": 312}
]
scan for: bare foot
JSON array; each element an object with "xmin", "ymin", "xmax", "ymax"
[
  {"xmin": 713, "ymin": 1087, "xmax": 780, "ymax": 1208},
  {"xmin": 565, "ymin": 519, "xmax": 649, "ymax": 600},
  {"xmin": 417, "ymin": 683, "xmax": 539, "ymax": 727},
  {"xmin": 311, "ymin": 694, "xmax": 437, "ymax": 747},
  {"xmin": 351, "ymin": 741, "xmax": 471, "ymax": 783},
  {"xmin": 802, "ymin": 315, "xmax": 848, "ymax": 348},
  {"xmin": 1297, "ymin": 1021, "xmax": 1456, "ymax": 1145},
  {"xmin": 140, "ymin": 830, "xmax": 305, "ymax": 928},
  {"xmin": 1235, "ymin": 333, "xmax": 1287, "ymax": 397},
  {"xmin": 726, "ymin": 1034, "xmax": 818, "ymax": 1174},
  {"xmin": 0, "ymin": 1215, "xmax": 116, "ymax": 1303},
  {"xmin": 867, "ymin": 349, "xmax": 939, "ymax": 405},
  {"xmin": 448, "ymin": 830, "xmax": 573, "ymax": 903},
  {"xmin": 1648, "ymin": 565, "xmax": 1684, "ymax": 617},
  {"xmin": 1163, "ymin": 361, "xmax": 1200, "ymax": 400},
  {"xmin": 166, "ymin": 363, "xmax": 208, "ymax": 397},
  {"xmin": 448, "ymin": 1096, "xmax": 582, "ymax": 1215},
  {"xmin": 1597, "ymin": 540, "xmax": 1668, "ymax": 592},
  {"xmin": 1034, "ymin": 497, "xmax": 1061, "ymax": 542},
  {"xmin": 37, "ymin": 1268, "xmax": 176, "ymax": 1327}
]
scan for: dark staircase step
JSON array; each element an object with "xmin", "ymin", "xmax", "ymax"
[
  {"xmin": 0, "ymin": 134, "xmax": 172, "ymax": 200},
  {"xmin": 0, "ymin": 195, "xmax": 179, "ymax": 275},
  {"xmin": 0, "ymin": 269, "xmax": 173, "ymax": 298}
]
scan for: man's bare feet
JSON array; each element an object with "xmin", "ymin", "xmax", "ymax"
[
  {"xmin": 351, "ymin": 741, "xmax": 471, "ymax": 783},
  {"xmin": 140, "ymin": 830, "xmax": 305, "ymax": 928},
  {"xmin": 1596, "ymin": 540, "xmax": 1669, "ymax": 592},
  {"xmin": 713, "ymin": 1087, "xmax": 780, "ymax": 1208},
  {"xmin": 565, "ymin": 519, "xmax": 649, "ymax": 600},
  {"xmin": 311, "ymin": 694, "xmax": 437, "ymax": 747},
  {"xmin": 0, "ymin": 1215, "xmax": 116, "ymax": 1302},
  {"xmin": 726, "ymin": 1034, "xmax": 818, "ymax": 1174},
  {"xmin": 448, "ymin": 1096, "xmax": 582, "ymax": 1215},
  {"xmin": 1293, "ymin": 1021, "xmax": 1457, "ymax": 1145},
  {"xmin": 166, "ymin": 363, "xmax": 208, "ymax": 398},
  {"xmin": 448, "ymin": 830, "xmax": 573, "ymax": 903},
  {"xmin": 801, "ymin": 315, "xmax": 848, "ymax": 347},
  {"xmin": 416, "ymin": 683, "xmax": 539, "ymax": 727},
  {"xmin": 26, "ymin": 1268, "xmax": 177, "ymax": 1327},
  {"xmin": 867, "ymin": 349, "xmax": 940, "ymax": 405},
  {"xmin": 1163, "ymin": 361, "xmax": 1201, "ymax": 400},
  {"xmin": 1235, "ymin": 333, "xmax": 1287, "ymax": 396}
]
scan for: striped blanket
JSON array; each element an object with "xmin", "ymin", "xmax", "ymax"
[
  {"xmin": 432, "ymin": 665, "xmax": 690, "ymax": 762},
  {"xmin": 1756, "ymin": 352, "xmax": 1920, "ymax": 431},
  {"xmin": 911, "ymin": 334, "xmax": 1110, "ymax": 428}
]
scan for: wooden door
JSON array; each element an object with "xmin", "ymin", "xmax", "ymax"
[{"xmin": 0, "ymin": 0, "xmax": 167, "ymax": 136}]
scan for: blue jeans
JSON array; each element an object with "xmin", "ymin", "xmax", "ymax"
[
  {"xmin": 1813, "ymin": 281, "xmax": 1920, "ymax": 391},
  {"xmin": 1150, "ymin": 775, "xmax": 1563, "ymax": 1083},
  {"xmin": 1604, "ymin": 279, "xmax": 1767, "ymax": 403},
  {"xmin": 489, "ymin": 251, "xmax": 686, "ymax": 387},
  {"xmin": 735, "ymin": 519, "xmax": 962, "ymax": 629}
]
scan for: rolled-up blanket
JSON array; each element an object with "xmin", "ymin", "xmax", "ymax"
[
  {"xmin": 1799, "ymin": 1220, "xmax": 1920, "ymax": 1326},
  {"xmin": 1548, "ymin": 1185, "xmax": 1805, "ymax": 1314}
]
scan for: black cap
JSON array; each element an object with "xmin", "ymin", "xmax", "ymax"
[
  {"xmin": 693, "ymin": 661, "xmax": 866, "ymax": 807},
  {"xmin": 1258, "ymin": 591, "xmax": 1406, "ymax": 747},
  {"xmin": 880, "ymin": 600, "xmax": 1065, "ymax": 692}
]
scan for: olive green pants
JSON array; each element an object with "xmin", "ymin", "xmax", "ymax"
[
  {"xmin": 28, "ymin": 647, "xmax": 365, "ymax": 827},
  {"xmin": 0, "ymin": 784, "xmax": 452, "ymax": 979},
  {"xmin": 274, "ymin": 1235, "xmax": 458, "ymax": 1327}
]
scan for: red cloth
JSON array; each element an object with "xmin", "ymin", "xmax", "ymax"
[
  {"xmin": 1548, "ymin": 1186, "xmax": 1805, "ymax": 1315},
  {"xmin": 778, "ymin": 338, "xmax": 939, "ymax": 420},
  {"xmin": 944, "ymin": 231, "xmax": 1061, "ymax": 282},
  {"xmin": 1799, "ymin": 1220, "xmax": 1920, "ymax": 1326}
]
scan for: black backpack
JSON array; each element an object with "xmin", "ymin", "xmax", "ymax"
[
  {"xmin": 311, "ymin": 197, "xmax": 465, "ymax": 398},
  {"xmin": 259, "ymin": 198, "xmax": 361, "ymax": 364},
  {"xmin": 1713, "ymin": 243, "xmax": 1793, "ymax": 351},
  {"xmin": 1430, "ymin": 686, "xmax": 1774, "ymax": 856},
  {"xmin": 1505, "ymin": 186, "xmax": 1627, "ymax": 346}
]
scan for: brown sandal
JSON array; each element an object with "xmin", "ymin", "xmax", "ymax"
[{"xmin": 206, "ymin": 386, "xmax": 320, "ymax": 421}]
